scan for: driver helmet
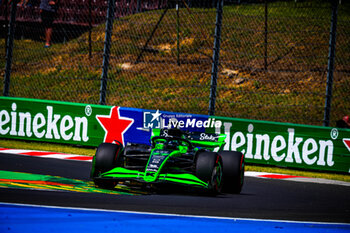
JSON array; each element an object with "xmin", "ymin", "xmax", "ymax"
[{"xmin": 167, "ymin": 128, "xmax": 183, "ymax": 138}]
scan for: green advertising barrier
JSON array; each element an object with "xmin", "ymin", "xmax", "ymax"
[
  {"xmin": 0, "ymin": 97, "xmax": 112, "ymax": 147},
  {"xmin": 0, "ymin": 97, "xmax": 349, "ymax": 173},
  {"xmin": 208, "ymin": 116, "xmax": 350, "ymax": 174}
]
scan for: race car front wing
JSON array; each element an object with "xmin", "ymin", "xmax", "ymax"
[{"xmin": 96, "ymin": 167, "xmax": 209, "ymax": 188}]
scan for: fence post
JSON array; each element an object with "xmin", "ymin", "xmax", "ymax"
[
  {"xmin": 264, "ymin": 0, "xmax": 268, "ymax": 71},
  {"xmin": 3, "ymin": 0, "xmax": 18, "ymax": 97},
  {"xmin": 89, "ymin": 0, "xmax": 92, "ymax": 58},
  {"xmin": 99, "ymin": 0, "xmax": 115, "ymax": 105},
  {"xmin": 323, "ymin": 0, "xmax": 338, "ymax": 126},
  {"xmin": 4, "ymin": 0, "xmax": 9, "ymax": 56},
  {"xmin": 208, "ymin": 0, "xmax": 223, "ymax": 116},
  {"xmin": 136, "ymin": 0, "xmax": 141, "ymax": 13},
  {"xmin": 176, "ymin": 0, "xmax": 180, "ymax": 66}
]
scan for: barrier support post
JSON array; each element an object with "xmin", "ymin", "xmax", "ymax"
[
  {"xmin": 99, "ymin": 0, "xmax": 115, "ymax": 105},
  {"xmin": 208, "ymin": 0, "xmax": 223, "ymax": 116},
  {"xmin": 323, "ymin": 0, "xmax": 338, "ymax": 126}
]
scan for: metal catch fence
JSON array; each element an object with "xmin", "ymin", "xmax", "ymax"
[{"xmin": 1, "ymin": 0, "xmax": 349, "ymax": 126}]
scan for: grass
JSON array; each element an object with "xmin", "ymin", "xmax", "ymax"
[
  {"xmin": 0, "ymin": 138, "xmax": 349, "ymax": 182},
  {"xmin": 1, "ymin": 1, "xmax": 349, "ymax": 126},
  {"xmin": 1, "ymin": 2, "xmax": 349, "ymax": 182}
]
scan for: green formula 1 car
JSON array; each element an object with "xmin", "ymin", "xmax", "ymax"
[{"xmin": 91, "ymin": 128, "xmax": 244, "ymax": 194}]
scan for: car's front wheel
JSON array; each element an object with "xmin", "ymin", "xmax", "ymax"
[{"xmin": 91, "ymin": 142, "xmax": 123, "ymax": 189}]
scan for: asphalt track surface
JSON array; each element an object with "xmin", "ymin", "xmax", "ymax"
[{"xmin": 0, "ymin": 153, "xmax": 349, "ymax": 223}]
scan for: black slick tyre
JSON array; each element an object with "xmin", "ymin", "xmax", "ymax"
[
  {"xmin": 91, "ymin": 143, "xmax": 123, "ymax": 189},
  {"xmin": 195, "ymin": 151, "xmax": 223, "ymax": 194},
  {"xmin": 220, "ymin": 151, "xmax": 244, "ymax": 194}
]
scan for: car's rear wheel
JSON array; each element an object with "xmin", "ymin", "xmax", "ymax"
[
  {"xmin": 91, "ymin": 142, "xmax": 123, "ymax": 189},
  {"xmin": 195, "ymin": 152, "xmax": 223, "ymax": 194},
  {"xmin": 220, "ymin": 151, "xmax": 244, "ymax": 194}
]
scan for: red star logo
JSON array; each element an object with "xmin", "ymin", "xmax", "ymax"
[
  {"xmin": 96, "ymin": 106, "xmax": 134, "ymax": 145},
  {"xmin": 344, "ymin": 138, "xmax": 350, "ymax": 152}
]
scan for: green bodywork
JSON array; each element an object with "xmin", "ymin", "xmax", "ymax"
[
  {"xmin": 98, "ymin": 129, "xmax": 227, "ymax": 189},
  {"xmin": 101, "ymin": 167, "xmax": 209, "ymax": 188}
]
